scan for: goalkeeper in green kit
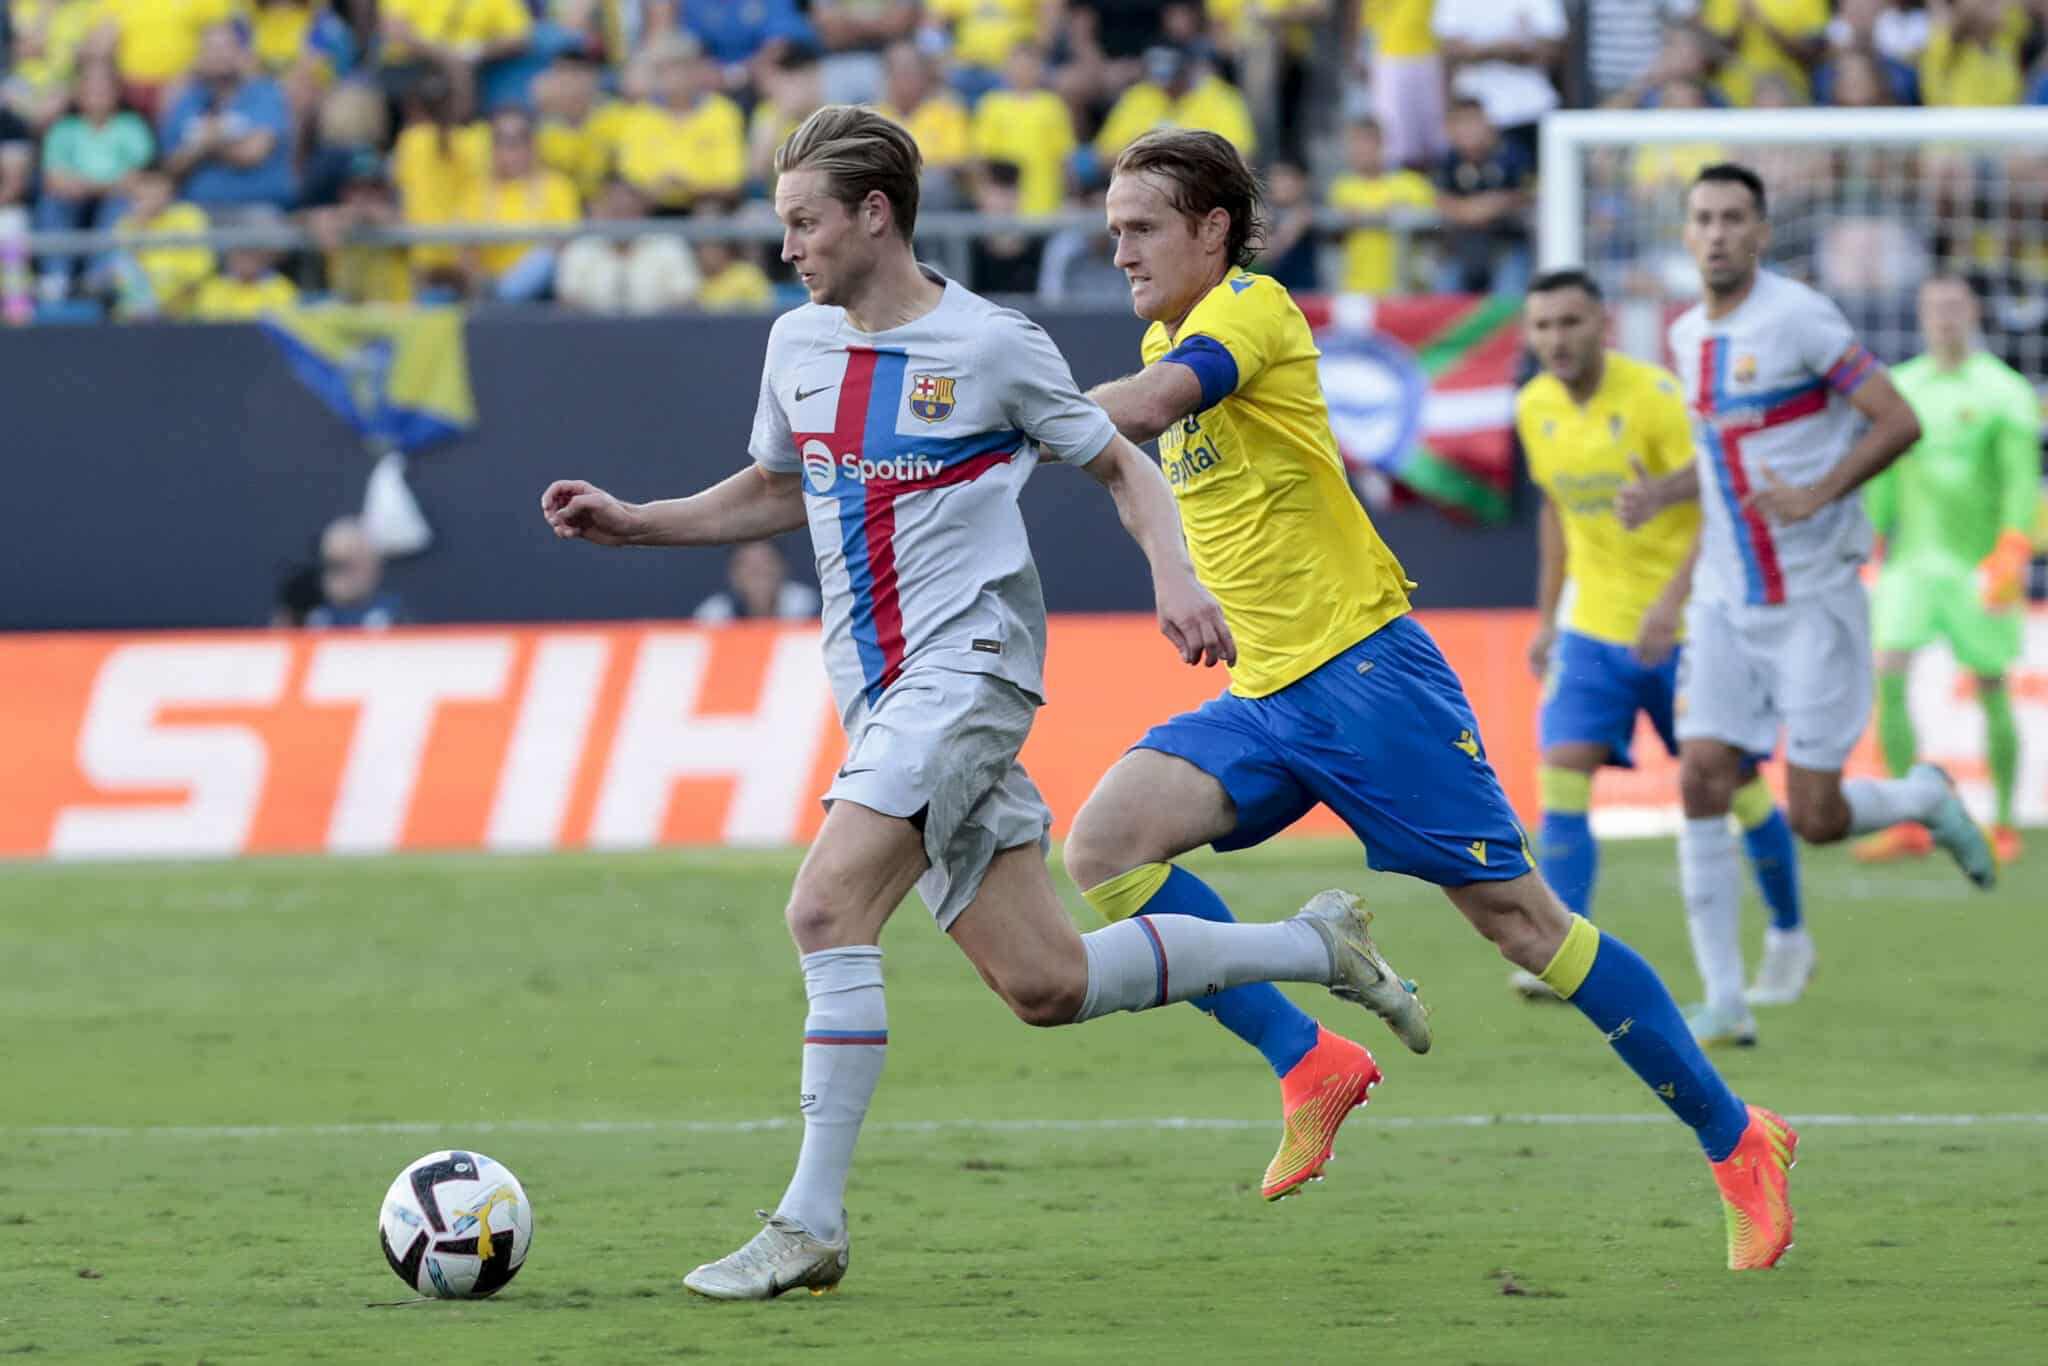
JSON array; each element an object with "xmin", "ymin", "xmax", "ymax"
[{"xmin": 1858, "ymin": 275, "xmax": 2041, "ymax": 867}]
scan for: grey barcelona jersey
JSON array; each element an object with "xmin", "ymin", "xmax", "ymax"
[{"xmin": 749, "ymin": 269, "xmax": 1118, "ymax": 717}]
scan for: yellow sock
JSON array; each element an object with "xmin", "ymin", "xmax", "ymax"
[
  {"xmin": 1538, "ymin": 915, "xmax": 1600, "ymax": 1000},
  {"xmin": 1731, "ymin": 776, "xmax": 1774, "ymax": 832},
  {"xmin": 1539, "ymin": 765, "xmax": 1593, "ymax": 814},
  {"xmin": 1080, "ymin": 862, "xmax": 1171, "ymax": 924}
]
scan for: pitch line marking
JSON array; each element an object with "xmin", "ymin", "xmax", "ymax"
[{"xmin": 9, "ymin": 1113, "xmax": 2046, "ymax": 1140}]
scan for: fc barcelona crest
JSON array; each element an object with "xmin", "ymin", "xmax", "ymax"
[{"xmin": 909, "ymin": 373, "xmax": 957, "ymax": 422}]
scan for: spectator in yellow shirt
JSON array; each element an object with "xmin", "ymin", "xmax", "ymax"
[
  {"xmin": 309, "ymin": 151, "xmax": 414, "ymax": 305},
  {"xmin": 379, "ymin": 0, "xmax": 533, "ymax": 115},
  {"xmin": 614, "ymin": 33, "xmax": 746, "ymax": 211},
  {"xmin": 1094, "ymin": 46, "xmax": 1255, "ymax": 160},
  {"xmin": 103, "ymin": 161, "xmax": 214, "ymax": 318},
  {"xmin": 693, "ymin": 231, "xmax": 775, "ymax": 311},
  {"xmin": 746, "ymin": 47, "xmax": 824, "ymax": 191},
  {"xmin": 534, "ymin": 52, "xmax": 627, "ymax": 201},
  {"xmin": 460, "ymin": 106, "xmax": 581, "ymax": 301},
  {"xmin": 928, "ymin": 0, "xmax": 1041, "ymax": 101},
  {"xmin": 1699, "ymin": 0, "xmax": 1827, "ymax": 105},
  {"xmin": 390, "ymin": 68, "xmax": 490, "ymax": 282},
  {"xmin": 1921, "ymin": 0, "xmax": 2026, "ymax": 107},
  {"xmin": 970, "ymin": 44, "xmax": 1074, "ymax": 217},
  {"xmin": 191, "ymin": 231, "xmax": 301, "ymax": 321},
  {"xmin": 7, "ymin": 0, "xmax": 101, "ymax": 128},
  {"xmin": 879, "ymin": 40, "xmax": 969, "ymax": 207},
  {"xmin": 87, "ymin": 0, "xmax": 239, "ymax": 118},
  {"xmin": 1327, "ymin": 116, "xmax": 1436, "ymax": 295}
]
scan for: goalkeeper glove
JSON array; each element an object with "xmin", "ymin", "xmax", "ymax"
[{"xmin": 1979, "ymin": 528, "xmax": 2032, "ymax": 609}]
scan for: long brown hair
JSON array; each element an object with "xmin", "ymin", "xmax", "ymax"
[{"xmin": 1113, "ymin": 129, "xmax": 1267, "ymax": 269}]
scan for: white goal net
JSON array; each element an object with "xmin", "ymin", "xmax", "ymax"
[{"xmin": 1538, "ymin": 107, "xmax": 2048, "ymax": 384}]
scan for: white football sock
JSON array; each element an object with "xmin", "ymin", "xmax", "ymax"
[
  {"xmin": 773, "ymin": 946, "xmax": 885, "ymax": 1244},
  {"xmin": 1843, "ymin": 767, "xmax": 1948, "ymax": 833},
  {"xmin": 1679, "ymin": 816, "xmax": 1747, "ymax": 1016},
  {"xmin": 1073, "ymin": 915, "xmax": 1330, "ymax": 1022}
]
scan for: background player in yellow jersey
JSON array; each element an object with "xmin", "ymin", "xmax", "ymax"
[
  {"xmin": 1066, "ymin": 130, "xmax": 1797, "ymax": 1270},
  {"xmin": 1519, "ymin": 270, "xmax": 1808, "ymax": 1019}
]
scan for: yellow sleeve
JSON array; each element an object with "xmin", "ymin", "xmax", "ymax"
[
  {"xmin": 1515, "ymin": 387, "xmax": 1553, "ymax": 483},
  {"xmin": 1201, "ymin": 84, "xmax": 1256, "ymax": 156},
  {"xmin": 265, "ymin": 276, "xmax": 301, "ymax": 310},
  {"xmin": 1173, "ymin": 276, "xmax": 1285, "ymax": 397},
  {"xmin": 1396, "ymin": 171, "xmax": 1436, "ymax": 207}
]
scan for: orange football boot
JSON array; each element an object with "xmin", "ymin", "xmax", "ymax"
[
  {"xmin": 1711, "ymin": 1105, "xmax": 1799, "ymax": 1270},
  {"xmin": 1853, "ymin": 822, "xmax": 1933, "ymax": 863},
  {"xmin": 1262, "ymin": 1027, "xmax": 1381, "ymax": 1201}
]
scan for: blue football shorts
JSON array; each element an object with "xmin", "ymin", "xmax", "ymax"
[{"xmin": 1135, "ymin": 615, "xmax": 1532, "ymax": 887}]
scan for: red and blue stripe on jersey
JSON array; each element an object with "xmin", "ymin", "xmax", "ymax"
[
  {"xmin": 1695, "ymin": 336, "xmax": 1842, "ymax": 606},
  {"xmin": 806, "ymin": 347, "xmax": 1024, "ymax": 704}
]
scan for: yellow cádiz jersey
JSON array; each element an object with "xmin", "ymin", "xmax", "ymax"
[
  {"xmin": 1517, "ymin": 352, "xmax": 1700, "ymax": 646},
  {"xmin": 1145, "ymin": 271, "xmax": 1413, "ymax": 698}
]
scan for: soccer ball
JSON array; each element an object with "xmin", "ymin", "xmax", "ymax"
[{"xmin": 378, "ymin": 1150, "xmax": 533, "ymax": 1298}]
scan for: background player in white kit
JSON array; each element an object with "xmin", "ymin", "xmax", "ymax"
[
  {"xmin": 539, "ymin": 107, "xmax": 1431, "ymax": 1300},
  {"xmin": 1621, "ymin": 164, "xmax": 1995, "ymax": 1046}
]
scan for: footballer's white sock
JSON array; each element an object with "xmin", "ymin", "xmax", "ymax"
[
  {"xmin": 1073, "ymin": 915, "xmax": 1330, "ymax": 1022},
  {"xmin": 773, "ymin": 946, "xmax": 885, "ymax": 1244},
  {"xmin": 1679, "ymin": 816, "xmax": 1747, "ymax": 1016},
  {"xmin": 1843, "ymin": 767, "xmax": 1948, "ymax": 833}
]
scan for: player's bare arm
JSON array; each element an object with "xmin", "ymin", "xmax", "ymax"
[
  {"xmin": 1081, "ymin": 433, "xmax": 1236, "ymax": 668},
  {"xmin": 1528, "ymin": 497, "xmax": 1566, "ymax": 678},
  {"xmin": 540, "ymin": 465, "xmax": 807, "ymax": 548},
  {"xmin": 1744, "ymin": 365, "xmax": 1921, "ymax": 525},
  {"xmin": 1615, "ymin": 455, "xmax": 1700, "ymax": 530},
  {"xmin": 1086, "ymin": 361, "xmax": 1206, "ymax": 447}
]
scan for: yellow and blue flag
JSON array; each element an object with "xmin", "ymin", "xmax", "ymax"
[{"xmin": 261, "ymin": 307, "xmax": 477, "ymax": 452}]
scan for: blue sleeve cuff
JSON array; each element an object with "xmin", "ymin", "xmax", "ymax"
[{"xmin": 1160, "ymin": 334, "xmax": 1239, "ymax": 412}]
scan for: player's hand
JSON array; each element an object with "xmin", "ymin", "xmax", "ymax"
[
  {"xmin": 1633, "ymin": 602, "xmax": 1681, "ymax": 668},
  {"xmin": 1615, "ymin": 455, "xmax": 1660, "ymax": 530},
  {"xmin": 1979, "ymin": 529, "xmax": 2032, "ymax": 609},
  {"xmin": 541, "ymin": 479, "xmax": 641, "ymax": 547},
  {"xmin": 1155, "ymin": 569, "xmax": 1236, "ymax": 668},
  {"xmin": 1743, "ymin": 468, "xmax": 1826, "ymax": 524},
  {"xmin": 1526, "ymin": 623, "xmax": 1555, "ymax": 680}
]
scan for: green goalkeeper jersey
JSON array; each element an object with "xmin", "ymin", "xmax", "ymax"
[{"xmin": 1869, "ymin": 351, "xmax": 2041, "ymax": 566}]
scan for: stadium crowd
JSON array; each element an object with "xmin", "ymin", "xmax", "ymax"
[{"xmin": 0, "ymin": 2, "xmax": 2042, "ymax": 321}]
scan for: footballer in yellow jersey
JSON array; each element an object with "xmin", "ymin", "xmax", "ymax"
[
  {"xmin": 1517, "ymin": 270, "xmax": 1801, "ymax": 974},
  {"xmin": 1067, "ymin": 134, "xmax": 1787, "ymax": 1269}
]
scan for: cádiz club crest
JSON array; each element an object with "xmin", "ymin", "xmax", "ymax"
[{"xmin": 908, "ymin": 373, "xmax": 957, "ymax": 422}]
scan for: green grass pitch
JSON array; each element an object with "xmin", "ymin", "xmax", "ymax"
[{"xmin": 2, "ymin": 838, "xmax": 2044, "ymax": 1364}]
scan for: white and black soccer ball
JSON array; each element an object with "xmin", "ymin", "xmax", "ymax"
[{"xmin": 378, "ymin": 1150, "xmax": 533, "ymax": 1298}]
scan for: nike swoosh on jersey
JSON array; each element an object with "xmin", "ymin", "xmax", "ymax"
[{"xmin": 795, "ymin": 384, "xmax": 835, "ymax": 402}]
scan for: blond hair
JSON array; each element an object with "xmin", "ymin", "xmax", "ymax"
[{"xmin": 774, "ymin": 105, "xmax": 922, "ymax": 242}]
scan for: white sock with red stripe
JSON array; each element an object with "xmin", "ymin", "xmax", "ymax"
[
  {"xmin": 774, "ymin": 946, "xmax": 885, "ymax": 1244},
  {"xmin": 1073, "ymin": 916, "xmax": 1330, "ymax": 1023}
]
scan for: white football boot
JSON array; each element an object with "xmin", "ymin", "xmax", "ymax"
[
  {"xmin": 1918, "ymin": 763, "xmax": 1998, "ymax": 890},
  {"xmin": 1684, "ymin": 1001, "xmax": 1759, "ymax": 1048},
  {"xmin": 684, "ymin": 1211, "xmax": 849, "ymax": 1300},
  {"xmin": 1744, "ymin": 928, "xmax": 1816, "ymax": 1007},
  {"xmin": 1508, "ymin": 967, "xmax": 1561, "ymax": 1001},
  {"xmin": 1297, "ymin": 889, "xmax": 1432, "ymax": 1054}
]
